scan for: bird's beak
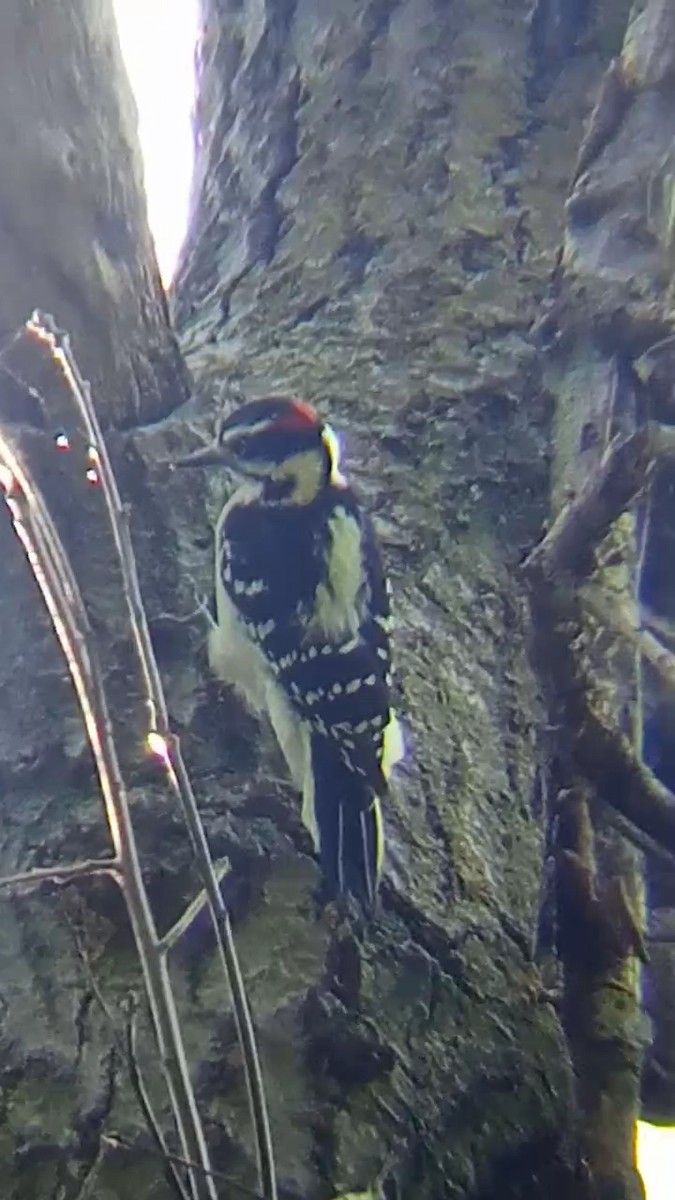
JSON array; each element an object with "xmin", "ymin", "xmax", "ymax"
[{"xmin": 172, "ymin": 441, "xmax": 227, "ymax": 469}]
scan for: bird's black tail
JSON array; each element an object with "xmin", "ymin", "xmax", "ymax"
[{"xmin": 308, "ymin": 735, "xmax": 384, "ymax": 908}]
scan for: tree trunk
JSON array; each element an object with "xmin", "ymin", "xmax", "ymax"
[
  {"xmin": 0, "ymin": 3, "xmax": 193, "ymax": 1198},
  {"xmin": 169, "ymin": 0, "xmax": 600, "ymax": 1195},
  {"xmin": 0, "ymin": 1, "xmax": 668, "ymax": 1199}
]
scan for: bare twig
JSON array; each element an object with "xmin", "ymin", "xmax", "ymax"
[
  {"xmin": 583, "ymin": 583, "xmax": 675, "ymax": 689},
  {"xmin": 0, "ymin": 430, "xmax": 216, "ymax": 1200},
  {"xmin": 556, "ymin": 787, "xmax": 647, "ymax": 968},
  {"xmin": 161, "ymin": 736, "xmax": 278, "ymax": 1200},
  {"xmin": 72, "ymin": 1139, "xmax": 106, "ymax": 1200},
  {"xmin": 64, "ymin": 909, "xmax": 189, "ymax": 1200},
  {"xmin": 102, "ymin": 1131, "xmax": 266, "ymax": 1200},
  {"xmin": 524, "ymin": 418, "xmax": 675, "ymax": 860},
  {"xmin": 64, "ymin": 895, "xmax": 118, "ymax": 1029},
  {"xmin": 26, "ymin": 312, "xmax": 277, "ymax": 1200},
  {"xmin": 522, "ymin": 385, "xmax": 669, "ymax": 1191},
  {"xmin": 158, "ymin": 858, "xmax": 230, "ymax": 955},
  {"xmin": 528, "ymin": 567, "xmax": 675, "ymax": 856},
  {"xmin": 71, "ymin": 1043, "xmax": 119, "ymax": 1200},
  {"xmin": 574, "ymin": 705, "xmax": 675, "ymax": 856},
  {"xmin": 604, "ymin": 808, "xmax": 675, "ymax": 871},
  {"xmin": 124, "ymin": 993, "xmax": 191, "ymax": 1200},
  {"xmin": 524, "ymin": 423, "xmax": 675, "ymax": 585},
  {"xmin": 0, "ymin": 857, "xmax": 119, "ymax": 891}
]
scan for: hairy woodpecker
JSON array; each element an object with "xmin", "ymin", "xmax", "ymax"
[{"xmin": 175, "ymin": 396, "xmax": 403, "ymax": 907}]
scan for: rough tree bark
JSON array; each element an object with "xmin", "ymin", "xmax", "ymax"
[
  {"xmin": 538, "ymin": 0, "xmax": 675, "ymax": 1165},
  {"xmin": 0, "ymin": 1, "xmax": 668, "ymax": 1199}
]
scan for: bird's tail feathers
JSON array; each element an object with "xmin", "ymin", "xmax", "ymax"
[{"xmin": 308, "ymin": 737, "xmax": 384, "ymax": 908}]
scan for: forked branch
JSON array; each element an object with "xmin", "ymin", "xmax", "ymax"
[
  {"xmin": 524, "ymin": 421, "xmax": 675, "ymax": 858},
  {"xmin": 526, "ymin": 422, "xmax": 675, "ymax": 585},
  {"xmin": 24, "ymin": 311, "xmax": 277, "ymax": 1200},
  {"xmin": 24, "ymin": 314, "xmax": 275, "ymax": 1200},
  {"xmin": 0, "ymin": 426, "xmax": 217, "ymax": 1200}
]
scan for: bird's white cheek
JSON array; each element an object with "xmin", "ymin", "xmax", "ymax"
[{"xmin": 322, "ymin": 424, "xmax": 347, "ymax": 486}]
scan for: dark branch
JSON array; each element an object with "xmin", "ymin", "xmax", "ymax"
[
  {"xmin": 605, "ymin": 808, "xmax": 675, "ymax": 871},
  {"xmin": 575, "ymin": 707, "xmax": 675, "ymax": 858},
  {"xmin": 527, "ymin": 579, "xmax": 675, "ymax": 863},
  {"xmin": 524, "ymin": 419, "xmax": 675, "ymax": 859},
  {"xmin": 524, "ymin": 423, "xmax": 675, "ymax": 585},
  {"xmin": 528, "ymin": 565, "xmax": 675, "ymax": 857}
]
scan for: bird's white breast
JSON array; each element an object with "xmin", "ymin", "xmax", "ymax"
[
  {"xmin": 208, "ymin": 487, "xmax": 317, "ymax": 847},
  {"xmin": 308, "ymin": 504, "xmax": 364, "ymax": 641}
]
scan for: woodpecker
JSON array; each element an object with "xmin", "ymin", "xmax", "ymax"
[{"xmin": 175, "ymin": 396, "xmax": 403, "ymax": 907}]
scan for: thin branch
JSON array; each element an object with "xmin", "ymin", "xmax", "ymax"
[
  {"xmin": 583, "ymin": 582, "xmax": 675, "ymax": 689},
  {"xmin": 0, "ymin": 425, "xmax": 216, "ymax": 1200},
  {"xmin": 163, "ymin": 735, "xmax": 278, "ymax": 1200},
  {"xmin": 527, "ymin": 572, "xmax": 675, "ymax": 861},
  {"xmin": 71, "ymin": 1042, "xmax": 119, "ymax": 1200},
  {"xmin": 604, "ymin": 808, "xmax": 675, "ymax": 871},
  {"xmin": 124, "ymin": 993, "xmax": 191, "ymax": 1200},
  {"xmin": 576, "ymin": 707, "xmax": 675, "ymax": 856},
  {"xmin": 26, "ymin": 312, "xmax": 277, "ymax": 1200},
  {"xmin": 0, "ymin": 857, "xmax": 120, "ymax": 891},
  {"xmin": 72, "ymin": 1140, "xmax": 106, "ymax": 1200},
  {"xmin": 524, "ymin": 423, "xmax": 675, "ymax": 585},
  {"xmin": 65, "ymin": 910, "xmax": 189, "ymax": 1200},
  {"xmin": 102, "ymin": 1132, "xmax": 266, "ymax": 1200},
  {"xmin": 158, "ymin": 858, "xmax": 230, "ymax": 955},
  {"xmin": 523, "ymin": 416, "xmax": 675, "ymax": 861},
  {"xmin": 64, "ymin": 897, "xmax": 119, "ymax": 1029}
]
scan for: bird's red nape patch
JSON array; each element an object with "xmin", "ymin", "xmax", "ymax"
[{"xmin": 274, "ymin": 398, "xmax": 320, "ymax": 431}]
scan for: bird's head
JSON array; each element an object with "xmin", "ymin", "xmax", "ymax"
[{"xmin": 174, "ymin": 396, "xmax": 345, "ymax": 503}]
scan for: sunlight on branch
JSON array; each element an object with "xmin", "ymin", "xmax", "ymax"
[{"xmin": 0, "ymin": 312, "xmax": 278, "ymax": 1200}]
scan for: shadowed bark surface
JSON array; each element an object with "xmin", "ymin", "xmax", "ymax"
[
  {"xmin": 543, "ymin": 0, "xmax": 675, "ymax": 1140},
  {"xmin": 0, "ymin": 1, "xmax": 669, "ymax": 1198}
]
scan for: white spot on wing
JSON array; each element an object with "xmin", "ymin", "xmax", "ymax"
[
  {"xmin": 256, "ymin": 619, "xmax": 275, "ymax": 640},
  {"xmin": 338, "ymin": 636, "xmax": 359, "ymax": 654}
]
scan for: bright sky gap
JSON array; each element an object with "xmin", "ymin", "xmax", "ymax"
[
  {"xmin": 113, "ymin": 0, "xmax": 199, "ymax": 283},
  {"xmin": 111, "ymin": 3, "xmax": 673, "ymax": 1195}
]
